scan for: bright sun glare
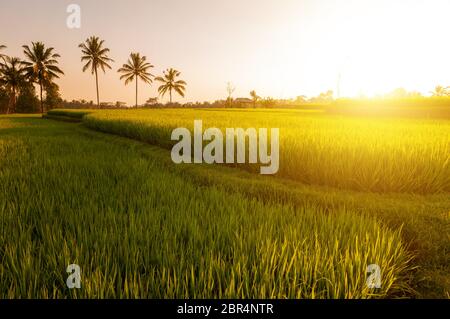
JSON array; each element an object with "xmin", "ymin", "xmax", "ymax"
[
  {"xmin": 1, "ymin": 0, "xmax": 449, "ymax": 103},
  {"xmin": 253, "ymin": 0, "xmax": 450, "ymax": 99}
]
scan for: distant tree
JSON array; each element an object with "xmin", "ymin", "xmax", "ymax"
[
  {"xmin": 22, "ymin": 42, "xmax": 64, "ymax": 113},
  {"xmin": 430, "ymin": 85, "xmax": 449, "ymax": 97},
  {"xmin": 296, "ymin": 95, "xmax": 308, "ymax": 103},
  {"xmin": 114, "ymin": 101, "xmax": 127, "ymax": 108},
  {"xmin": 44, "ymin": 81, "xmax": 62, "ymax": 110},
  {"xmin": 0, "ymin": 87, "xmax": 9, "ymax": 113},
  {"xmin": 155, "ymin": 68, "xmax": 187, "ymax": 104},
  {"xmin": 309, "ymin": 90, "xmax": 334, "ymax": 103},
  {"xmin": 79, "ymin": 36, "xmax": 114, "ymax": 108},
  {"xmin": 211, "ymin": 100, "xmax": 227, "ymax": 108},
  {"xmin": 260, "ymin": 97, "xmax": 276, "ymax": 108},
  {"xmin": 15, "ymin": 82, "xmax": 40, "ymax": 113},
  {"xmin": 145, "ymin": 97, "xmax": 158, "ymax": 107},
  {"xmin": 407, "ymin": 91, "xmax": 423, "ymax": 98},
  {"xmin": 249, "ymin": 90, "xmax": 260, "ymax": 108},
  {"xmin": 118, "ymin": 53, "xmax": 154, "ymax": 107},
  {"xmin": 0, "ymin": 45, "xmax": 6, "ymax": 63},
  {"xmin": 226, "ymin": 82, "xmax": 235, "ymax": 107},
  {"xmin": 387, "ymin": 88, "xmax": 408, "ymax": 98},
  {"xmin": 324, "ymin": 90, "xmax": 334, "ymax": 101},
  {"xmin": 0, "ymin": 56, "xmax": 26, "ymax": 114}
]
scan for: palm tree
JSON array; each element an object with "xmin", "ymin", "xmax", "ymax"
[
  {"xmin": 22, "ymin": 42, "xmax": 64, "ymax": 113},
  {"xmin": 250, "ymin": 90, "xmax": 260, "ymax": 108},
  {"xmin": 430, "ymin": 85, "xmax": 449, "ymax": 97},
  {"xmin": 155, "ymin": 68, "xmax": 186, "ymax": 104},
  {"xmin": 0, "ymin": 45, "xmax": 6, "ymax": 63},
  {"xmin": 0, "ymin": 57, "xmax": 26, "ymax": 114},
  {"xmin": 79, "ymin": 36, "xmax": 114, "ymax": 108},
  {"xmin": 118, "ymin": 53, "xmax": 154, "ymax": 107}
]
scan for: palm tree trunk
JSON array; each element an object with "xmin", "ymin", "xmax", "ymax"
[
  {"xmin": 135, "ymin": 77, "xmax": 138, "ymax": 108},
  {"xmin": 6, "ymin": 88, "xmax": 13, "ymax": 114},
  {"xmin": 95, "ymin": 68, "xmax": 100, "ymax": 108},
  {"xmin": 39, "ymin": 80, "xmax": 43, "ymax": 114},
  {"xmin": 170, "ymin": 89, "xmax": 172, "ymax": 104},
  {"xmin": 12, "ymin": 86, "xmax": 16, "ymax": 114}
]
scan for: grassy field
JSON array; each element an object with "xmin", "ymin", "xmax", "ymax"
[{"xmin": 1, "ymin": 109, "xmax": 449, "ymax": 298}]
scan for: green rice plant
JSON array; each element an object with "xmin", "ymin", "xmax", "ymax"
[
  {"xmin": 58, "ymin": 108, "xmax": 450, "ymax": 194},
  {"xmin": 46, "ymin": 109, "xmax": 92, "ymax": 119},
  {"xmin": 0, "ymin": 116, "xmax": 412, "ymax": 298}
]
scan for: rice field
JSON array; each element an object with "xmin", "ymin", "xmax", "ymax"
[
  {"xmin": 0, "ymin": 116, "xmax": 413, "ymax": 298},
  {"xmin": 1, "ymin": 110, "xmax": 449, "ymax": 298},
  {"xmin": 66, "ymin": 108, "xmax": 450, "ymax": 194}
]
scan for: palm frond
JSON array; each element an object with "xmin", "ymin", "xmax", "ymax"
[
  {"xmin": 155, "ymin": 68, "xmax": 187, "ymax": 100},
  {"xmin": 22, "ymin": 42, "xmax": 64, "ymax": 86},
  {"xmin": 118, "ymin": 52, "xmax": 154, "ymax": 85},
  {"xmin": 79, "ymin": 36, "xmax": 114, "ymax": 75},
  {"xmin": 174, "ymin": 86, "xmax": 185, "ymax": 97}
]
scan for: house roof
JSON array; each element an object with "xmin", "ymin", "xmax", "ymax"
[{"xmin": 235, "ymin": 98, "xmax": 253, "ymax": 103}]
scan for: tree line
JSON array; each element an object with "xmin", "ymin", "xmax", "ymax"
[
  {"xmin": 0, "ymin": 43, "xmax": 62, "ymax": 113},
  {"xmin": 0, "ymin": 36, "xmax": 187, "ymax": 113}
]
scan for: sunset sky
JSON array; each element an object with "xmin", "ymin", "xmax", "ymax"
[{"xmin": 1, "ymin": 0, "xmax": 450, "ymax": 105}]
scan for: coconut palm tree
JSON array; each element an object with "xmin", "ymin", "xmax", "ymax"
[
  {"xmin": 0, "ymin": 45, "xmax": 6, "ymax": 63},
  {"xmin": 79, "ymin": 36, "xmax": 114, "ymax": 108},
  {"xmin": 118, "ymin": 53, "xmax": 154, "ymax": 108},
  {"xmin": 0, "ymin": 57, "xmax": 26, "ymax": 114},
  {"xmin": 155, "ymin": 68, "xmax": 186, "ymax": 104},
  {"xmin": 22, "ymin": 42, "xmax": 64, "ymax": 113}
]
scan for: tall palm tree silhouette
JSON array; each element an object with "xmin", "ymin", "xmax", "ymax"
[
  {"xmin": 155, "ymin": 68, "xmax": 186, "ymax": 104},
  {"xmin": 0, "ymin": 45, "xmax": 6, "ymax": 63},
  {"xmin": 79, "ymin": 36, "xmax": 114, "ymax": 108},
  {"xmin": 118, "ymin": 53, "xmax": 154, "ymax": 107},
  {"xmin": 22, "ymin": 42, "xmax": 64, "ymax": 113},
  {"xmin": 0, "ymin": 56, "xmax": 26, "ymax": 114}
]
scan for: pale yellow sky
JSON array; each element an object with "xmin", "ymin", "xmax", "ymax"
[{"xmin": 1, "ymin": 0, "xmax": 450, "ymax": 105}]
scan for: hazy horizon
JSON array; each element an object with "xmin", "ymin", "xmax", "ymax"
[{"xmin": 1, "ymin": 0, "xmax": 450, "ymax": 105}]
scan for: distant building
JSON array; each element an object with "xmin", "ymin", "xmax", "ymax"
[
  {"xmin": 100, "ymin": 102, "xmax": 115, "ymax": 108},
  {"xmin": 115, "ymin": 102, "xmax": 127, "ymax": 108},
  {"xmin": 234, "ymin": 98, "xmax": 253, "ymax": 107}
]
